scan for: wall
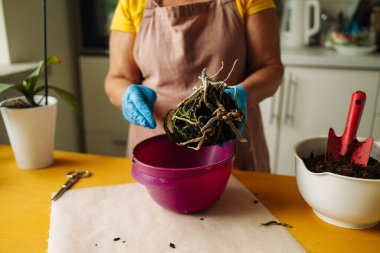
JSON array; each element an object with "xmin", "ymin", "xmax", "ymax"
[
  {"xmin": 319, "ymin": 0, "xmax": 358, "ymax": 18},
  {"xmin": 0, "ymin": 0, "xmax": 10, "ymax": 64},
  {"xmin": 1, "ymin": 0, "xmax": 82, "ymax": 152}
]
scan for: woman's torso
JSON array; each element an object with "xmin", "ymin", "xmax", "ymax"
[{"xmin": 112, "ymin": 0, "xmax": 274, "ymax": 171}]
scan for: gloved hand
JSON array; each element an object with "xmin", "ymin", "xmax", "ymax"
[
  {"xmin": 122, "ymin": 84, "xmax": 157, "ymax": 129},
  {"xmin": 224, "ymin": 85, "xmax": 248, "ymax": 132}
]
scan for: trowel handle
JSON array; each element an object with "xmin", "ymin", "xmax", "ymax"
[{"xmin": 342, "ymin": 91, "xmax": 366, "ymax": 150}]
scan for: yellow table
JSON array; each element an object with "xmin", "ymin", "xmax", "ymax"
[{"xmin": 0, "ymin": 145, "xmax": 379, "ymax": 253}]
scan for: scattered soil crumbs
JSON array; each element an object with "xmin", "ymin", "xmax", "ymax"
[
  {"xmin": 113, "ymin": 237, "xmax": 120, "ymax": 241},
  {"xmin": 303, "ymin": 153, "xmax": 380, "ymax": 179},
  {"xmin": 169, "ymin": 243, "xmax": 176, "ymax": 249}
]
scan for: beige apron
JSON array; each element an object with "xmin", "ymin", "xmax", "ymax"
[{"xmin": 129, "ymin": 0, "xmax": 270, "ymax": 172}]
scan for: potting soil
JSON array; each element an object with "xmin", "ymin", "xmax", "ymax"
[{"xmin": 303, "ymin": 153, "xmax": 380, "ymax": 179}]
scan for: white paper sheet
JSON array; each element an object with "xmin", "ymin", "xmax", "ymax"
[{"xmin": 48, "ymin": 176, "xmax": 306, "ymax": 253}]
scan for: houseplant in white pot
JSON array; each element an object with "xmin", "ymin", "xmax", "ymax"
[{"xmin": 0, "ymin": 56, "xmax": 79, "ymax": 170}]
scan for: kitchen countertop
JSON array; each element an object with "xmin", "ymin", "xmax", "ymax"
[
  {"xmin": 80, "ymin": 47, "xmax": 380, "ymax": 70},
  {"xmin": 282, "ymin": 47, "xmax": 380, "ymax": 70},
  {"xmin": 0, "ymin": 145, "xmax": 379, "ymax": 253}
]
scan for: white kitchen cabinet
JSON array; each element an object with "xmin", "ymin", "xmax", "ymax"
[
  {"xmin": 79, "ymin": 56, "xmax": 129, "ymax": 157},
  {"xmin": 374, "ymin": 117, "xmax": 380, "ymax": 141},
  {"xmin": 261, "ymin": 67, "xmax": 380, "ymax": 175},
  {"xmin": 374, "ymin": 94, "xmax": 380, "ymax": 141},
  {"xmin": 260, "ymin": 85, "xmax": 284, "ymax": 170}
]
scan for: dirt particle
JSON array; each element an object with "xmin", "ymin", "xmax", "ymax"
[
  {"xmin": 169, "ymin": 243, "xmax": 176, "ymax": 249},
  {"xmin": 114, "ymin": 237, "xmax": 120, "ymax": 241}
]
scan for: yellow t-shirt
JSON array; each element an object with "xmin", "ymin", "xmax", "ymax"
[{"xmin": 110, "ymin": 0, "xmax": 275, "ymax": 33}]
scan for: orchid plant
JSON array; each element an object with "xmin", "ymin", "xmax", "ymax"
[{"xmin": 0, "ymin": 56, "xmax": 80, "ymax": 110}]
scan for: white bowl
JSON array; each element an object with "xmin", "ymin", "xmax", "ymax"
[{"xmin": 294, "ymin": 136, "xmax": 380, "ymax": 229}]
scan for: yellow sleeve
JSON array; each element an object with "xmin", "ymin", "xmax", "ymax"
[
  {"xmin": 110, "ymin": 0, "xmax": 146, "ymax": 33},
  {"xmin": 235, "ymin": 0, "xmax": 276, "ymax": 19}
]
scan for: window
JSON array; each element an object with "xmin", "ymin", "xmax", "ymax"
[{"xmin": 0, "ymin": 0, "xmax": 10, "ymax": 64}]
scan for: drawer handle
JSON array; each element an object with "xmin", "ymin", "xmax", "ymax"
[
  {"xmin": 269, "ymin": 84, "xmax": 283, "ymax": 125},
  {"xmin": 269, "ymin": 96, "xmax": 276, "ymax": 124},
  {"xmin": 284, "ymin": 72, "xmax": 295, "ymax": 124}
]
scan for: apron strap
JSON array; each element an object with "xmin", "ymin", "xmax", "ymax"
[
  {"xmin": 221, "ymin": 0, "xmax": 235, "ymax": 4},
  {"xmin": 143, "ymin": 0, "xmax": 158, "ymax": 17},
  {"xmin": 146, "ymin": 0, "xmax": 159, "ymax": 8},
  {"xmin": 143, "ymin": 0, "xmax": 236, "ymax": 18},
  {"xmin": 147, "ymin": 0, "xmax": 235, "ymax": 9}
]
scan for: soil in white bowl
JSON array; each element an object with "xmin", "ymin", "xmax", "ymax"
[{"xmin": 303, "ymin": 153, "xmax": 380, "ymax": 179}]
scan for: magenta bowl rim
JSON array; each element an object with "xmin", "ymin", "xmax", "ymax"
[{"xmin": 132, "ymin": 134, "xmax": 236, "ymax": 172}]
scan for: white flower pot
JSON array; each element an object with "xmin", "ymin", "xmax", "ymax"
[
  {"xmin": 0, "ymin": 95, "xmax": 57, "ymax": 170},
  {"xmin": 294, "ymin": 136, "xmax": 380, "ymax": 229}
]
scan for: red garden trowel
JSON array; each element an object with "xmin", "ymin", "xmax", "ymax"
[{"xmin": 325, "ymin": 91, "xmax": 374, "ymax": 166}]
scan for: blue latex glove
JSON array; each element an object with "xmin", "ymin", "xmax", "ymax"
[
  {"xmin": 224, "ymin": 85, "xmax": 248, "ymax": 132},
  {"xmin": 122, "ymin": 84, "xmax": 157, "ymax": 129}
]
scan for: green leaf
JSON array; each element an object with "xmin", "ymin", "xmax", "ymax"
[
  {"xmin": 14, "ymin": 84, "xmax": 28, "ymax": 95},
  {"xmin": 14, "ymin": 84, "xmax": 37, "ymax": 106},
  {"xmin": 261, "ymin": 221, "xmax": 293, "ymax": 228},
  {"xmin": 0, "ymin": 83, "xmax": 15, "ymax": 94},
  {"xmin": 35, "ymin": 85, "xmax": 81, "ymax": 111},
  {"xmin": 27, "ymin": 56, "xmax": 61, "ymax": 80},
  {"xmin": 25, "ymin": 56, "xmax": 61, "ymax": 92}
]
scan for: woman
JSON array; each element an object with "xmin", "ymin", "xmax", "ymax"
[{"xmin": 104, "ymin": 0, "xmax": 283, "ymax": 172}]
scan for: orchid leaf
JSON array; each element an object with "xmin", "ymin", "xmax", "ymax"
[
  {"xmin": 0, "ymin": 83, "xmax": 15, "ymax": 94},
  {"xmin": 35, "ymin": 85, "xmax": 81, "ymax": 111},
  {"xmin": 14, "ymin": 84, "xmax": 28, "ymax": 95},
  {"xmin": 25, "ymin": 56, "xmax": 61, "ymax": 91},
  {"xmin": 261, "ymin": 221, "xmax": 293, "ymax": 228},
  {"xmin": 14, "ymin": 84, "xmax": 36, "ymax": 106},
  {"xmin": 0, "ymin": 83, "xmax": 34, "ymax": 105},
  {"xmin": 1, "ymin": 56, "xmax": 79, "ymax": 110}
]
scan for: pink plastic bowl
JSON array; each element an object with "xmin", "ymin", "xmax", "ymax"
[{"xmin": 132, "ymin": 134, "xmax": 235, "ymax": 213}]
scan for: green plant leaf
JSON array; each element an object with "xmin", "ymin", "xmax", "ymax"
[
  {"xmin": 35, "ymin": 85, "xmax": 81, "ymax": 111},
  {"xmin": 14, "ymin": 83, "xmax": 28, "ymax": 95},
  {"xmin": 14, "ymin": 84, "xmax": 37, "ymax": 106},
  {"xmin": 1, "ymin": 83, "xmax": 37, "ymax": 106},
  {"xmin": 0, "ymin": 83, "xmax": 15, "ymax": 93},
  {"xmin": 25, "ymin": 56, "xmax": 61, "ymax": 92},
  {"xmin": 261, "ymin": 221, "xmax": 293, "ymax": 228}
]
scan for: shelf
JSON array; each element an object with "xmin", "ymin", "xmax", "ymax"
[
  {"xmin": 0, "ymin": 62, "xmax": 38, "ymax": 77},
  {"xmin": 282, "ymin": 47, "xmax": 380, "ymax": 70}
]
